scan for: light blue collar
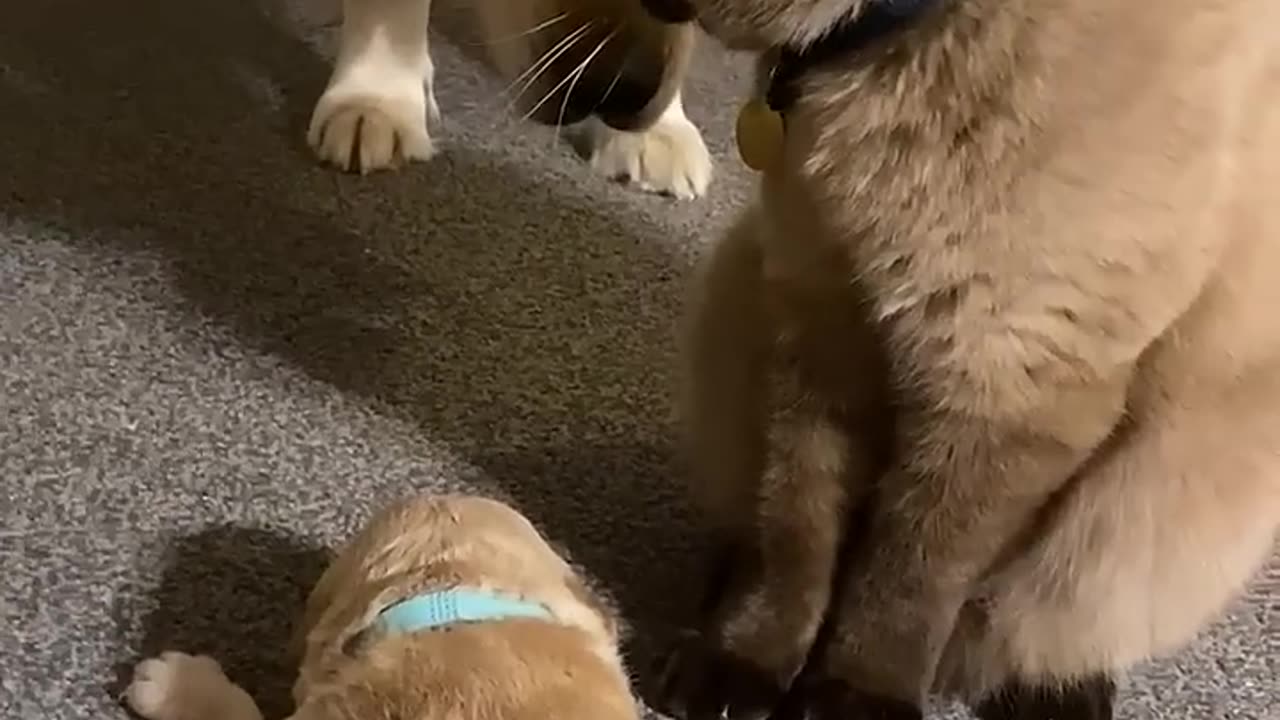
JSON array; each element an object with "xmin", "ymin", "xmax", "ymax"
[{"xmin": 375, "ymin": 589, "xmax": 553, "ymax": 635}]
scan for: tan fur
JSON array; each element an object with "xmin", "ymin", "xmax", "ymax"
[
  {"xmin": 307, "ymin": 0, "xmax": 713, "ymax": 198},
  {"xmin": 126, "ymin": 495, "xmax": 637, "ymax": 720},
  {"xmin": 669, "ymin": 0, "xmax": 1280, "ymax": 716}
]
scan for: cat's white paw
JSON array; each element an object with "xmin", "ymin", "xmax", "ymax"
[
  {"xmin": 308, "ymin": 26, "xmax": 438, "ymax": 173},
  {"xmin": 309, "ymin": 92, "xmax": 436, "ymax": 173},
  {"xmin": 589, "ymin": 94, "xmax": 712, "ymax": 199}
]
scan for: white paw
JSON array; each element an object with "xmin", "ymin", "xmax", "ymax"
[
  {"xmin": 308, "ymin": 39, "xmax": 438, "ymax": 173},
  {"xmin": 126, "ymin": 651, "xmax": 260, "ymax": 720},
  {"xmin": 588, "ymin": 97, "xmax": 712, "ymax": 200}
]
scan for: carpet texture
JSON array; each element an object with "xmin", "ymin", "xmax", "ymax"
[{"xmin": 1, "ymin": 1, "xmax": 1276, "ymax": 719}]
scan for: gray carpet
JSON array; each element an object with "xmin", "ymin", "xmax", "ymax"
[{"xmin": 1, "ymin": 1, "xmax": 1275, "ymax": 719}]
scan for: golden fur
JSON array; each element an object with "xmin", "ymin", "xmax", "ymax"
[
  {"xmin": 124, "ymin": 494, "xmax": 637, "ymax": 720},
  {"xmin": 306, "ymin": 0, "xmax": 713, "ymax": 198},
  {"xmin": 663, "ymin": 1, "xmax": 1280, "ymax": 718}
]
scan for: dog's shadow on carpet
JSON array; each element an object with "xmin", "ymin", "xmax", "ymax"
[
  {"xmin": 119, "ymin": 526, "xmax": 331, "ymax": 720},
  {"xmin": 476, "ymin": 441, "xmax": 709, "ymax": 691}
]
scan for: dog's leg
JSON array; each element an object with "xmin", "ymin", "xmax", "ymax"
[
  {"xmin": 660, "ymin": 215, "xmax": 888, "ymax": 720},
  {"xmin": 662, "ymin": 396, "xmax": 859, "ymax": 720},
  {"xmin": 795, "ymin": 384, "xmax": 1130, "ymax": 720},
  {"xmin": 308, "ymin": 0, "xmax": 437, "ymax": 173},
  {"xmin": 587, "ymin": 90, "xmax": 712, "ymax": 199},
  {"xmin": 126, "ymin": 651, "xmax": 264, "ymax": 720}
]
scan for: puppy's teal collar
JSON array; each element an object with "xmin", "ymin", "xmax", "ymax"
[{"xmin": 376, "ymin": 589, "xmax": 552, "ymax": 634}]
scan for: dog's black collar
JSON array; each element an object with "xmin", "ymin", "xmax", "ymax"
[{"xmin": 766, "ymin": 0, "xmax": 941, "ymax": 113}]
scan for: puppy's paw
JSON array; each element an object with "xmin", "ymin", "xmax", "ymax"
[
  {"xmin": 308, "ymin": 50, "xmax": 438, "ymax": 174},
  {"xmin": 588, "ymin": 99, "xmax": 711, "ymax": 199},
  {"xmin": 656, "ymin": 631, "xmax": 787, "ymax": 720},
  {"xmin": 126, "ymin": 651, "xmax": 261, "ymax": 720}
]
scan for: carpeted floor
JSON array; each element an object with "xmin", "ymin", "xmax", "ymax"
[{"xmin": 1, "ymin": 1, "xmax": 1275, "ymax": 719}]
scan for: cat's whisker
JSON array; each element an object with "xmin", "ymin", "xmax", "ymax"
[
  {"xmin": 500, "ymin": 21, "xmax": 594, "ymax": 112},
  {"xmin": 484, "ymin": 21, "xmax": 592, "ymax": 135},
  {"xmin": 477, "ymin": 11, "xmax": 570, "ymax": 46},
  {"xmin": 592, "ymin": 41, "xmax": 633, "ymax": 115},
  {"xmin": 587, "ymin": 16, "xmax": 634, "ymax": 117},
  {"xmin": 551, "ymin": 29, "xmax": 619, "ymax": 151},
  {"xmin": 522, "ymin": 28, "xmax": 614, "ymax": 127}
]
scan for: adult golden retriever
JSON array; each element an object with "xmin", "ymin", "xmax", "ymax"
[{"xmin": 659, "ymin": 1, "xmax": 1280, "ymax": 719}]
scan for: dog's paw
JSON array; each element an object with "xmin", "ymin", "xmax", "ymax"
[
  {"xmin": 656, "ymin": 631, "xmax": 787, "ymax": 720},
  {"xmin": 800, "ymin": 677, "xmax": 925, "ymax": 720},
  {"xmin": 126, "ymin": 651, "xmax": 261, "ymax": 720},
  {"xmin": 972, "ymin": 676, "xmax": 1117, "ymax": 720},
  {"xmin": 308, "ymin": 47, "xmax": 438, "ymax": 174},
  {"xmin": 588, "ymin": 97, "xmax": 712, "ymax": 199}
]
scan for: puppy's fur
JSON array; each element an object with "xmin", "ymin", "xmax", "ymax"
[
  {"xmin": 665, "ymin": 1, "xmax": 1280, "ymax": 719},
  {"xmin": 307, "ymin": 0, "xmax": 713, "ymax": 198},
  {"xmin": 125, "ymin": 495, "xmax": 637, "ymax": 720}
]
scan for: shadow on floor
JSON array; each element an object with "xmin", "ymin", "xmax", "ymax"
[
  {"xmin": 120, "ymin": 526, "xmax": 331, "ymax": 719},
  {"xmin": 476, "ymin": 441, "xmax": 709, "ymax": 680}
]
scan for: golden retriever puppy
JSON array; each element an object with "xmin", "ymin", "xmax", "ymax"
[
  {"xmin": 307, "ymin": 0, "xmax": 713, "ymax": 198},
  {"xmin": 124, "ymin": 494, "xmax": 637, "ymax": 720},
  {"xmin": 660, "ymin": 1, "xmax": 1280, "ymax": 719}
]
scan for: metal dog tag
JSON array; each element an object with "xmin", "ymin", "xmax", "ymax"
[{"xmin": 735, "ymin": 97, "xmax": 785, "ymax": 173}]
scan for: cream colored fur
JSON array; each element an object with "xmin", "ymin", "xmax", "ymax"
[
  {"xmin": 126, "ymin": 494, "xmax": 637, "ymax": 720},
  {"xmin": 669, "ymin": 0, "xmax": 1280, "ymax": 715},
  {"xmin": 307, "ymin": 0, "xmax": 712, "ymax": 198}
]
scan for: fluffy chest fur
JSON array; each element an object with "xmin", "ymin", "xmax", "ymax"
[{"xmin": 766, "ymin": 0, "xmax": 1274, "ymax": 417}]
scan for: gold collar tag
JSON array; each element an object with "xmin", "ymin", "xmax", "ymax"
[{"xmin": 735, "ymin": 97, "xmax": 784, "ymax": 173}]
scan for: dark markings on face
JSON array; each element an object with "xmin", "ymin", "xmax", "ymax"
[{"xmin": 640, "ymin": 0, "xmax": 698, "ymax": 23}]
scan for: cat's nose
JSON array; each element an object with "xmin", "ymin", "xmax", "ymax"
[{"xmin": 639, "ymin": 0, "xmax": 697, "ymax": 24}]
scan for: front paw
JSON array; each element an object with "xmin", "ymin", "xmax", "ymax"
[
  {"xmin": 587, "ymin": 103, "xmax": 712, "ymax": 199},
  {"xmin": 308, "ymin": 87, "xmax": 436, "ymax": 174},
  {"xmin": 657, "ymin": 631, "xmax": 787, "ymax": 720},
  {"xmin": 125, "ymin": 651, "xmax": 254, "ymax": 720},
  {"xmin": 656, "ymin": 536, "xmax": 830, "ymax": 719},
  {"xmin": 126, "ymin": 650, "xmax": 226, "ymax": 717}
]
